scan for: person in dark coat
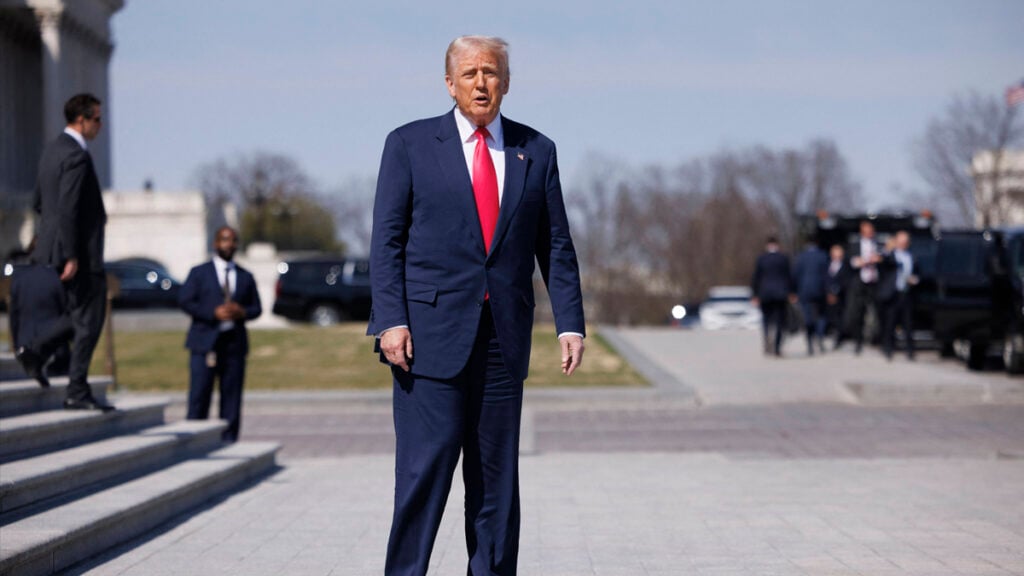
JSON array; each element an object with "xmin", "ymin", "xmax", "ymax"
[
  {"xmin": 7, "ymin": 247, "xmax": 74, "ymax": 387},
  {"xmin": 751, "ymin": 236, "xmax": 795, "ymax": 357},
  {"xmin": 792, "ymin": 239, "xmax": 830, "ymax": 355},
  {"xmin": 879, "ymin": 230, "xmax": 917, "ymax": 360},
  {"xmin": 179, "ymin": 226, "xmax": 262, "ymax": 442},
  {"xmin": 31, "ymin": 93, "xmax": 112, "ymax": 411},
  {"xmin": 847, "ymin": 220, "xmax": 883, "ymax": 354},
  {"xmin": 825, "ymin": 244, "xmax": 852, "ymax": 349}
]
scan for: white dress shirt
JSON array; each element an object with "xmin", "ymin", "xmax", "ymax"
[
  {"xmin": 213, "ymin": 255, "xmax": 237, "ymax": 332},
  {"xmin": 894, "ymin": 249, "xmax": 913, "ymax": 292},
  {"xmin": 858, "ymin": 238, "xmax": 878, "ymax": 283},
  {"xmin": 453, "ymin": 109, "xmax": 506, "ymax": 203},
  {"xmin": 63, "ymin": 127, "xmax": 87, "ymax": 150}
]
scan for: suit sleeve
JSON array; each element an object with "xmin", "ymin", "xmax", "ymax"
[
  {"xmin": 57, "ymin": 149, "xmax": 90, "ymax": 262},
  {"xmin": 178, "ymin": 268, "xmax": 215, "ymax": 324},
  {"xmin": 243, "ymin": 272, "xmax": 262, "ymax": 321},
  {"xmin": 368, "ymin": 130, "xmax": 413, "ymax": 335},
  {"xmin": 535, "ymin": 143, "xmax": 585, "ymax": 337}
]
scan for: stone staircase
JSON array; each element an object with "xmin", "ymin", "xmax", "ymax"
[{"xmin": 0, "ymin": 375, "xmax": 280, "ymax": 575}]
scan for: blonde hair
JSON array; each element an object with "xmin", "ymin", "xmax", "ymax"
[{"xmin": 445, "ymin": 35, "xmax": 510, "ymax": 79}]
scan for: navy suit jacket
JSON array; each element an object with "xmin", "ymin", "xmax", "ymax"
[
  {"xmin": 179, "ymin": 261, "xmax": 262, "ymax": 355},
  {"xmin": 751, "ymin": 251, "xmax": 793, "ymax": 302},
  {"xmin": 368, "ymin": 111, "xmax": 585, "ymax": 382},
  {"xmin": 793, "ymin": 246, "xmax": 829, "ymax": 301}
]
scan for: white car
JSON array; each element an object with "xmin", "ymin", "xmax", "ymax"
[{"xmin": 699, "ymin": 286, "xmax": 762, "ymax": 330}]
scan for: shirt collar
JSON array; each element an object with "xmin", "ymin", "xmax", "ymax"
[
  {"xmin": 63, "ymin": 127, "xmax": 87, "ymax": 151},
  {"xmin": 213, "ymin": 255, "xmax": 234, "ymax": 270},
  {"xmin": 453, "ymin": 108, "xmax": 503, "ymax": 147}
]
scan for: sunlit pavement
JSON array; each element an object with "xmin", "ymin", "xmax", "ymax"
[{"xmin": 77, "ymin": 328, "xmax": 1024, "ymax": 575}]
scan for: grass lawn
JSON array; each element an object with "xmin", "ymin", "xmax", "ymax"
[{"xmin": 87, "ymin": 323, "xmax": 647, "ymax": 392}]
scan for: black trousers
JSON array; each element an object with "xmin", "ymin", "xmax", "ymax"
[
  {"xmin": 760, "ymin": 299, "xmax": 787, "ymax": 356},
  {"xmin": 188, "ymin": 329, "xmax": 247, "ymax": 442},
  {"xmin": 848, "ymin": 280, "xmax": 877, "ymax": 348},
  {"xmin": 65, "ymin": 271, "xmax": 107, "ymax": 401},
  {"xmin": 882, "ymin": 292, "xmax": 915, "ymax": 358},
  {"xmin": 386, "ymin": 304, "xmax": 523, "ymax": 576}
]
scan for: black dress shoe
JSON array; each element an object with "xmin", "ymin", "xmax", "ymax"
[
  {"xmin": 63, "ymin": 397, "xmax": 116, "ymax": 412},
  {"xmin": 16, "ymin": 346, "xmax": 50, "ymax": 388}
]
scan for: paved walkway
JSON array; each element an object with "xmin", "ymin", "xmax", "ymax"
[{"xmin": 62, "ymin": 327, "xmax": 1024, "ymax": 575}]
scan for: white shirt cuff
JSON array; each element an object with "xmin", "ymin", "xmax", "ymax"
[
  {"xmin": 558, "ymin": 332, "xmax": 584, "ymax": 340},
  {"xmin": 378, "ymin": 325, "xmax": 408, "ymax": 337}
]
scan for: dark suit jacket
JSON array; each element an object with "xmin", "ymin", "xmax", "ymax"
[
  {"xmin": 793, "ymin": 246, "xmax": 829, "ymax": 301},
  {"xmin": 826, "ymin": 261, "xmax": 852, "ymax": 297},
  {"xmin": 368, "ymin": 110, "xmax": 586, "ymax": 382},
  {"xmin": 751, "ymin": 251, "xmax": 793, "ymax": 302},
  {"xmin": 32, "ymin": 132, "xmax": 106, "ymax": 273},
  {"xmin": 179, "ymin": 261, "xmax": 262, "ymax": 355}
]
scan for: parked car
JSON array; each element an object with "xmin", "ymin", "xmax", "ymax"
[
  {"xmin": 699, "ymin": 286, "xmax": 761, "ymax": 330},
  {"xmin": 105, "ymin": 259, "xmax": 182, "ymax": 309},
  {"xmin": 931, "ymin": 228, "xmax": 1023, "ymax": 374},
  {"xmin": 272, "ymin": 257, "xmax": 371, "ymax": 326}
]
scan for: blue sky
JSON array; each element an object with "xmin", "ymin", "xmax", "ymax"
[{"xmin": 110, "ymin": 0, "xmax": 1023, "ymax": 206}]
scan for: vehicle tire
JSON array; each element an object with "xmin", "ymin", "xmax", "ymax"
[
  {"xmin": 1004, "ymin": 333, "xmax": 1024, "ymax": 375},
  {"xmin": 966, "ymin": 341, "xmax": 987, "ymax": 371},
  {"xmin": 308, "ymin": 304, "xmax": 341, "ymax": 327}
]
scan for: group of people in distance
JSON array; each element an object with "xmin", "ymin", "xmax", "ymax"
[
  {"xmin": 751, "ymin": 220, "xmax": 918, "ymax": 360},
  {"xmin": 9, "ymin": 92, "xmax": 261, "ymax": 444}
]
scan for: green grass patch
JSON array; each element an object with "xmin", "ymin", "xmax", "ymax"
[{"xmin": 88, "ymin": 324, "xmax": 647, "ymax": 391}]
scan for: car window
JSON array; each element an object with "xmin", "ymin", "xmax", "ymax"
[
  {"xmin": 706, "ymin": 297, "xmax": 750, "ymax": 304},
  {"xmin": 938, "ymin": 236, "xmax": 986, "ymax": 277}
]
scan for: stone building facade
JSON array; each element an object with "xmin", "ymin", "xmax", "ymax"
[
  {"xmin": 0, "ymin": 0, "xmax": 123, "ymax": 256},
  {"xmin": 973, "ymin": 150, "xmax": 1024, "ymax": 228}
]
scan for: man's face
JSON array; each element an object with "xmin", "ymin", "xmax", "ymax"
[
  {"xmin": 445, "ymin": 48, "xmax": 509, "ymax": 127},
  {"xmin": 214, "ymin": 228, "xmax": 239, "ymax": 261},
  {"xmin": 81, "ymin": 105, "xmax": 103, "ymax": 140},
  {"xmin": 830, "ymin": 245, "xmax": 844, "ymax": 261},
  {"xmin": 895, "ymin": 231, "xmax": 910, "ymax": 251},
  {"xmin": 860, "ymin": 222, "xmax": 875, "ymax": 239}
]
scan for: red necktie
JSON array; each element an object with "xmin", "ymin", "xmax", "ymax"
[{"xmin": 472, "ymin": 127, "xmax": 499, "ymax": 254}]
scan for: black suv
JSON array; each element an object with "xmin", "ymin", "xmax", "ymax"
[
  {"xmin": 272, "ymin": 257, "xmax": 371, "ymax": 326},
  {"xmin": 932, "ymin": 228, "xmax": 1024, "ymax": 373}
]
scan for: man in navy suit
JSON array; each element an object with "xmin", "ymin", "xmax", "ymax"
[
  {"xmin": 751, "ymin": 236, "xmax": 794, "ymax": 357},
  {"xmin": 369, "ymin": 36, "xmax": 586, "ymax": 575},
  {"xmin": 792, "ymin": 238, "xmax": 830, "ymax": 355},
  {"xmin": 179, "ymin": 226, "xmax": 262, "ymax": 442}
]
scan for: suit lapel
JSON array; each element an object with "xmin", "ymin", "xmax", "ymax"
[
  {"xmin": 489, "ymin": 117, "xmax": 528, "ymax": 260},
  {"xmin": 434, "ymin": 112, "xmax": 486, "ymax": 253}
]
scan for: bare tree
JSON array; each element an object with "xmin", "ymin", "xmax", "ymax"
[
  {"xmin": 744, "ymin": 140, "xmax": 862, "ymax": 252},
  {"xmin": 191, "ymin": 151, "xmax": 339, "ymax": 251},
  {"xmin": 913, "ymin": 91, "xmax": 1022, "ymax": 227},
  {"xmin": 327, "ymin": 176, "xmax": 376, "ymax": 256},
  {"xmin": 567, "ymin": 139, "xmax": 861, "ymax": 325}
]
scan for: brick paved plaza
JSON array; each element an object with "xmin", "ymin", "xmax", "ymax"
[{"xmin": 70, "ymin": 329, "xmax": 1024, "ymax": 575}]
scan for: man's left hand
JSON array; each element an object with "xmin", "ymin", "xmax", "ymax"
[{"xmin": 559, "ymin": 334, "xmax": 585, "ymax": 376}]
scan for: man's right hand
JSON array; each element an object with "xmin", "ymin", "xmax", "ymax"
[
  {"xmin": 214, "ymin": 304, "xmax": 234, "ymax": 321},
  {"xmin": 60, "ymin": 258, "xmax": 78, "ymax": 282},
  {"xmin": 380, "ymin": 327, "xmax": 414, "ymax": 372}
]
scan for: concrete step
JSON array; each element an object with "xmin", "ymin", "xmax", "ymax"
[
  {"xmin": 0, "ymin": 398, "xmax": 168, "ymax": 463},
  {"xmin": 0, "ymin": 420, "xmax": 226, "ymax": 515},
  {"xmin": 0, "ymin": 377, "xmax": 112, "ymax": 418},
  {"xmin": 0, "ymin": 441, "xmax": 280, "ymax": 576}
]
